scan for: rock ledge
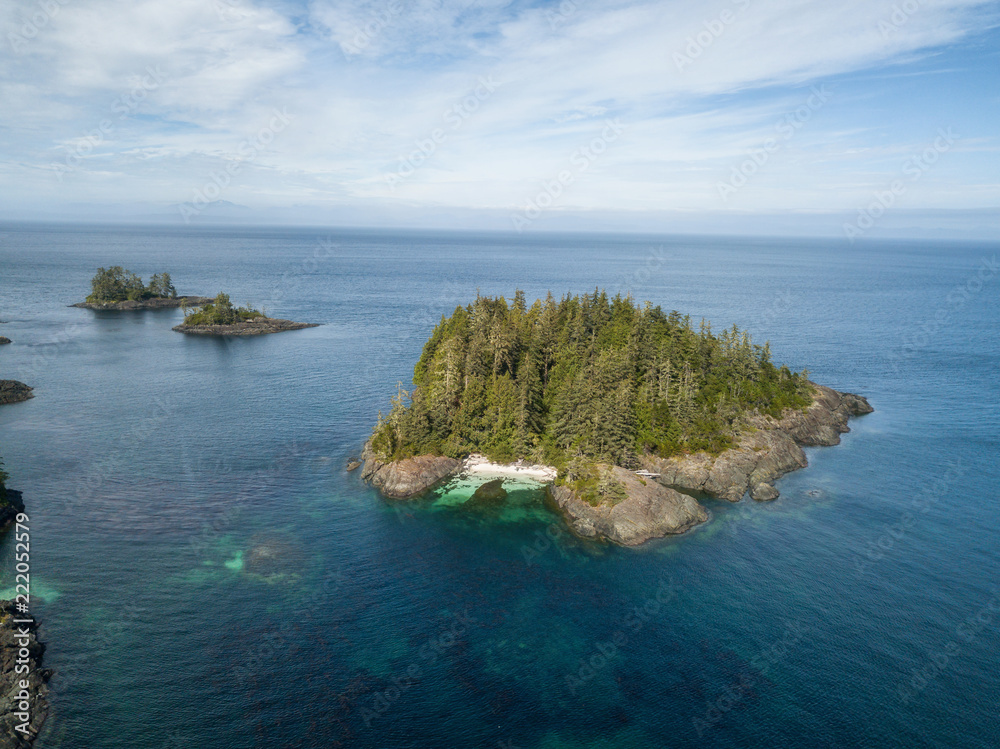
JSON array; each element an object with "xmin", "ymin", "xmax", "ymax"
[
  {"xmin": 639, "ymin": 383, "xmax": 873, "ymax": 504},
  {"xmin": 0, "ymin": 601, "xmax": 49, "ymax": 748},
  {"xmin": 172, "ymin": 319, "xmax": 319, "ymax": 336},
  {"xmin": 360, "ymin": 442, "xmax": 461, "ymax": 499},
  {"xmin": 548, "ymin": 466, "xmax": 707, "ymax": 546},
  {"xmin": 69, "ymin": 296, "xmax": 215, "ymax": 312},
  {"xmin": 0, "ymin": 383, "xmax": 32, "ymax": 407},
  {"xmin": 70, "ymin": 296, "xmax": 213, "ymax": 310}
]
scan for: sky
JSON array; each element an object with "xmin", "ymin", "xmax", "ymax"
[{"xmin": 1, "ymin": 0, "xmax": 999, "ymax": 237}]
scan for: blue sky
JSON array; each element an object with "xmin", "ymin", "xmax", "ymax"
[{"xmin": 1, "ymin": 0, "xmax": 998, "ymax": 236}]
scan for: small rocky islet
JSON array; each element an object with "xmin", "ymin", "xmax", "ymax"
[
  {"xmin": 0, "ymin": 383, "xmax": 32, "ymax": 407},
  {"xmin": 171, "ymin": 292, "xmax": 317, "ymax": 336},
  {"xmin": 173, "ymin": 318, "xmax": 318, "ymax": 336},
  {"xmin": 70, "ymin": 266, "xmax": 205, "ymax": 310},
  {"xmin": 71, "ymin": 268, "xmax": 316, "ymax": 335},
  {"xmin": 362, "ymin": 291, "xmax": 873, "ymax": 547}
]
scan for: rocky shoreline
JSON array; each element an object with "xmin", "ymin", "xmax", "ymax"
[
  {"xmin": 0, "ymin": 600, "xmax": 49, "ymax": 749},
  {"xmin": 360, "ymin": 442, "xmax": 461, "ymax": 499},
  {"xmin": 548, "ymin": 466, "xmax": 708, "ymax": 546},
  {"xmin": 172, "ymin": 318, "xmax": 319, "ymax": 336},
  {"xmin": 0, "ymin": 383, "xmax": 32, "ymax": 407},
  {"xmin": 361, "ymin": 382, "xmax": 872, "ymax": 546},
  {"xmin": 639, "ymin": 384, "xmax": 873, "ymax": 504},
  {"xmin": 0, "ymin": 491, "xmax": 25, "ymax": 534},
  {"xmin": 70, "ymin": 296, "xmax": 214, "ymax": 311}
]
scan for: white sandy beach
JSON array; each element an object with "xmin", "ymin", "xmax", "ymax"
[{"xmin": 462, "ymin": 454, "xmax": 557, "ymax": 482}]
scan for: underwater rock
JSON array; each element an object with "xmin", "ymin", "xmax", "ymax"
[
  {"xmin": 243, "ymin": 535, "xmax": 306, "ymax": 579},
  {"xmin": 468, "ymin": 479, "xmax": 508, "ymax": 506}
]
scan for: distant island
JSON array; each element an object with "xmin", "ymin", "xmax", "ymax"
[
  {"xmin": 71, "ymin": 266, "xmax": 212, "ymax": 310},
  {"xmin": 362, "ymin": 291, "xmax": 872, "ymax": 546},
  {"xmin": 0, "ymin": 382, "xmax": 32, "ymax": 406},
  {"xmin": 172, "ymin": 292, "xmax": 318, "ymax": 336}
]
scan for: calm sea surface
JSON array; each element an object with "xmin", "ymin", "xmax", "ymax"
[{"xmin": 0, "ymin": 224, "xmax": 997, "ymax": 748}]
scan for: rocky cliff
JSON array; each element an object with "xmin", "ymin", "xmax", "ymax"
[
  {"xmin": 0, "ymin": 491, "xmax": 25, "ymax": 534},
  {"xmin": 548, "ymin": 466, "xmax": 707, "ymax": 546},
  {"xmin": 640, "ymin": 383, "xmax": 873, "ymax": 503},
  {"xmin": 360, "ymin": 442, "xmax": 461, "ymax": 499},
  {"xmin": 0, "ymin": 602, "xmax": 49, "ymax": 749}
]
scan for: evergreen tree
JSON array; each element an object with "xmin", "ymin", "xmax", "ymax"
[
  {"xmin": 147, "ymin": 272, "xmax": 177, "ymax": 298},
  {"xmin": 88, "ymin": 266, "xmax": 146, "ymax": 302}
]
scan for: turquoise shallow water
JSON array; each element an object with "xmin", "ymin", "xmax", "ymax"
[{"xmin": 0, "ymin": 224, "xmax": 998, "ymax": 748}]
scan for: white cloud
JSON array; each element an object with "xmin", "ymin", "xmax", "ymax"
[{"xmin": 0, "ymin": 0, "xmax": 997, "ymax": 223}]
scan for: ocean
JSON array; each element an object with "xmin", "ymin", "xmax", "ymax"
[{"xmin": 0, "ymin": 223, "xmax": 997, "ymax": 748}]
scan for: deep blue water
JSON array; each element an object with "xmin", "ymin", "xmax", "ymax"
[{"xmin": 0, "ymin": 224, "xmax": 998, "ymax": 748}]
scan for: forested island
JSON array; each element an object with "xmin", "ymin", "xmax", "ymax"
[
  {"xmin": 362, "ymin": 291, "xmax": 872, "ymax": 545},
  {"xmin": 172, "ymin": 293, "xmax": 318, "ymax": 336},
  {"xmin": 71, "ymin": 266, "xmax": 212, "ymax": 310}
]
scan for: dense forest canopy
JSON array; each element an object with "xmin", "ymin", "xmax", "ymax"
[
  {"xmin": 87, "ymin": 267, "xmax": 177, "ymax": 303},
  {"xmin": 371, "ymin": 290, "xmax": 812, "ymax": 467}
]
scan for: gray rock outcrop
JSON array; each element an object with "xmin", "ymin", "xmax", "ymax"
[
  {"xmin": 548, "ymin": 466, "xmax": 707, "ymax": 546},
  {"xmin": 172, "ymin": 318, "xmax": 319, "ymax": 336},
  {"xmin": 0, "ymin": 383, "xmax": 32, "ymax": 407},
  {"xmin": 360, "ymin": 442, "xmax": 460, "ymax": 499},
  {"xmin": 640, "ymin": 383, "xmax": 872, "ymax": 503},
  {"xmin": 0, "ymin": 601, "xmax": 49, "ymax": 748},
  {"xmin": 0, "ymin": 491, "xmax": 25, "ymax": 534}
]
